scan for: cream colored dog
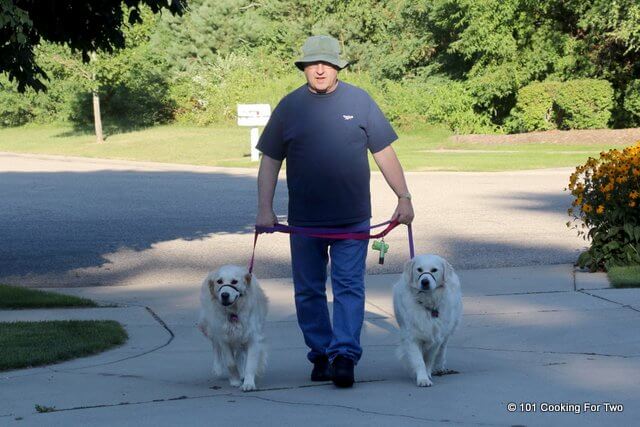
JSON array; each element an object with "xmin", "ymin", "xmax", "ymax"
[
  {"xmin": 198, "ymin": 265, "xmax": 268, "ymax": 391},
  {"xmin": 393, "ymin": 254, "xmax": 462, "ymax": 387}
]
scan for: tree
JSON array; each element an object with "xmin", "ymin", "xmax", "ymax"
[{"xmin": 0, "ymin": 0, "xmax": 185, "ymax": 92}]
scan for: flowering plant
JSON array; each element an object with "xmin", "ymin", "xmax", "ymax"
[{"xmin": 567, "ymin": 142, "xmax": 640, "ymax": 271}]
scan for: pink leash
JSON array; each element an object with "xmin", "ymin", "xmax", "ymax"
[{"xmin": 249, "ymin": 219, "xmax": 415, "ymax": 273}]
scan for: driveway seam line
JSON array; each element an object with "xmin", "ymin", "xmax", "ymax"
[
  {"xmin": 577, "ymin": 290, "xmax": 640, "ymax": 314},
  {"xmin": 51, "ymin": 305, "xmax": 175, "ymax": 372}
]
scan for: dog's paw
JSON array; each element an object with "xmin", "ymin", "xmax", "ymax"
[
  {"xmin": 416, "ymin": 375, "xmax": 433, "ymax": 387},
  {"xmin": 240, "ymin": 380, "xmax": 256, "ymax": 392},
  {"xmin": 229, "ymin": 377, "xmax": 242, "ymax": 387}
]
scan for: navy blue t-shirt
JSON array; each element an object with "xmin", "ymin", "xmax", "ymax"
[{"xmin": 257, "ymin": 81, "xmax": 397, "ymax": 226}]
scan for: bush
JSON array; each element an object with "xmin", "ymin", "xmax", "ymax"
[
  {"xmin": 0, "ymin": 82, "xmax": 35, "ymax": 126},
  {"xmin": 506, "ymin": 81, "xmax": 561, "ymax": 133},
  {"xmin": 171, "ymin": 53, "xmax": 301, "ymax": 126},
  {"xmin": 345, "ymin": 75, "xmax": 494, "ymax": 134},
  {"xmin": 555, "ymin": 79, "xmax": 614, "ymax": 129},
  {"xmin": 69, "ymin": 71, "xmax": 175, "ymax": 131},
  {"xmin": 168, "ymin": 52, "xmax": 495, "ymax": 133},
  {"xmin": 567, "ymin": 142, "xmax": 640, "ymax": 271},
  {"xmin": 68, "ymin": 47, "xmax": 175, "ymax": 131},
  {"xmin": 623, "ymin": 80, "xmax": 640, "ymax": 126},
  {"xmin": 0, "ymin": 75, "xmax": 80, "ymax": 127}
]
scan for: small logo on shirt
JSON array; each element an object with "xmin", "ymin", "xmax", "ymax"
[{"xmin": 342, "ymin": 115, "xmax": 354, "ymax": 120}]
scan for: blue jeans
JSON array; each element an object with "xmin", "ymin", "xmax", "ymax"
[{"xmin": 290, "ymin": 219, "xmax": 369, "ymax": 364}]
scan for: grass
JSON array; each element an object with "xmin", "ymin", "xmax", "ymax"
[
  {"xmin": 607, "ymin": 265, "xmax": 640, "ymax": 288},
  {"xmin": 0, "ymin": 124, "xmax": 254, "ymax": 168},
  {"xmin": 0, "ymin": 320, "xmax": 128, "ymax": 371},
  {"xmin": 0, "ymin": 123, "xmax": 629, "ymax": 171},
  {"xmin": 0, "ymin": 284, "xmax": 98, "ymax": 309}
]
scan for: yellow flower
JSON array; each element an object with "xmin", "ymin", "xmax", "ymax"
[
  {"xmin": 630, "ymin": 191, "xmax": 640, "ymax": 200},
  {"xmin": 616, "ymin": 176, "xmax": 628, "ymax": 184},
  {"xmin": 582, "ymin": 204, "xmax": 593, "ymax": 213},
  {"xmin": 630, "ymin": 201, "xmax": 637, "ymax": 208},
  {"xmin": 596, "ymin": 205, "xmax": 604, "ymax": 214}
]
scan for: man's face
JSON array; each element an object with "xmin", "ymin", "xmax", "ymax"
[{"xmin": 303, "ymin": 61, "xmax": 339, "ymax": 94}]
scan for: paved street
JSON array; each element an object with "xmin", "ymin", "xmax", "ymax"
[{"xmin": 0, "ymin": 152, "xmax": 584, "ymax": 287}]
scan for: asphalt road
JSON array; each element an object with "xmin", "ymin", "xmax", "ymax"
[{"xmin": 0, "ymin": 152, "xmax": 585, "ymax": 287}]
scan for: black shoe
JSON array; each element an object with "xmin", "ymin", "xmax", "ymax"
[
  {"xmin": 331, "ymin": 355, "xmax": 354, "ymax": 388},
  {"xmin": 311, "ymin": 356, "xmax": 331, "ymax": 381}
]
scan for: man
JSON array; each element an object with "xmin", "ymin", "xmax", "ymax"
[{"xmin": 256, "ymin": 35, "xmax": 414, "ymax": 388}]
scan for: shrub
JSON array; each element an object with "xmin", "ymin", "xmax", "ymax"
[
  {"xmin": 506, "ymin": 81, "xmax": 561, "ymax": 133},
  {"xmin": 171, "ymin": 54, "xmax": 301, "ymax": 126},
  {"xmin": 555, "ymin": 79, "xmax": 614, "ymax": 129},
  {"xmin": 623, "ymin": 79, "xmax": 640, "ymax": 126},
  {"xmin": 353, "ymin": 76, "xmax": 494, "ymax": 134},
  {"xmin": 567, "ymin": 142, "xmax": 640, "ymax": 271},
  {"xmin": 68, "ymin": 47, "xmax": 175, "ymax": 131},
  {"xmin": 0, "ymin": 83, "xmax": 35, "ymax": 126},
  {"xmin": 0, "ymin": 75, "xmax": 80, "ymax": 127}
]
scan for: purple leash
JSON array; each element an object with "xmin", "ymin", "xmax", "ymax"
[{"xmin": 249, "ymin": 219, "xmax": 415, "ymax": 273}]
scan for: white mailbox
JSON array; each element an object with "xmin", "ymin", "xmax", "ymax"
[
  {"xmin": 237, "ymin": 104, "xmax": 271, "ymax": 127},
  {"xmin": 237, "ymin": 104, "xmax": 271, "ymax": 161}
]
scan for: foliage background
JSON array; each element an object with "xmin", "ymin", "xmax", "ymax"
[{"xmin": 1, "ymin": 0, "xmax": 640, "ymax": 134}]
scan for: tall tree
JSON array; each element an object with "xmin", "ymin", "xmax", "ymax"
[{"xmin": 0, "ymin": 0, "xmax": 185, "ymax": 92}]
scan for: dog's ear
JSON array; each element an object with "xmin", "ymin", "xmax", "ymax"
[
  {"xmin": 443, "ymin": 260, "xmax": 455, "ymax": 285},
  {"xmin": 402, "ymin": 259, "xmax": 414, "ymax": 285}
]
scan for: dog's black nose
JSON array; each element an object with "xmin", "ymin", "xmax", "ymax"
[
  {"xmin": 421, "ymin": 279, "xmax": 430, "ymax": 289},
  {"xmin": 221, "ymin": 292, "xmax": 230, "ymax": 299}
]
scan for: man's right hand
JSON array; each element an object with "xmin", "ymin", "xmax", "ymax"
[{"xmin": 256, "ymin": 209, "xmax": 278, "ymax": 227}]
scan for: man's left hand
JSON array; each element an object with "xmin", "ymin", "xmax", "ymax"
[{"xmin": 393, "ymin": 198, "xmax": 414, "ymax": 224}]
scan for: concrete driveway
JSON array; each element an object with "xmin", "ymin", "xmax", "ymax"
[{"xmin": 1, "ymin": 265, "xmax": 638, "ymax": 426}]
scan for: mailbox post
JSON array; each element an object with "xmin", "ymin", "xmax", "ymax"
[{"xmin": 237, "ymin": 104, "xmax": 271, "ymax": 162}]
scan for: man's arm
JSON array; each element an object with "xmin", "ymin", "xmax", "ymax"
[
  {"xmin": 256, "ymin": 154, "xmax": 283, "ymax": 227},
  {"xmin": 372, "ymin": 145, "xmax": 414, "ymax": 224}
]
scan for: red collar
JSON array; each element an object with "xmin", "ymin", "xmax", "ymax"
[{"xmin": 228, "ymin": 313, "xmax": 239, "ymax": 322}]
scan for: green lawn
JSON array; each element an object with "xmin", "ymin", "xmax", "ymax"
[
  {"xmin": 0, "ymin": 285, "xmax": 126, "ymax": 371},
  {"xmin": 0, "ymin": 320, "xmax": 128, "ymax": 371},
  {"xmin": 608, "ymin": 265, "xmax": 640, "ymax": 288},
  {"xmin": 0, "ymin": 124, "xmax": 628, "ymax": 171},
  {"xmin": 0, "ymin": 284, "xmax": 97, "ymax": 309}
]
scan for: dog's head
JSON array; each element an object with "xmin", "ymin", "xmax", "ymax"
[
  {"xmin": 204, "ymin": 265, "xmax": 253, "ymax": 307},
  {"xmin": 402, "ymin": 254, "xmax": 454, "ymax": 292}
]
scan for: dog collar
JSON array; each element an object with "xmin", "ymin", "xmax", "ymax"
[{"xmin": 417, "ymin": 300, "xmax": 439, "ymax": 318}]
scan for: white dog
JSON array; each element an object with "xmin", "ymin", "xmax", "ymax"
[
  {"xmin": 393, "ymin": 254, "xmax": 462, "ymax": 387},
  {"xmin": 198, "ymin": 265, "xmax": 268, "ymax": 391}
]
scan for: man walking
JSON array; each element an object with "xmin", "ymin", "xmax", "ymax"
[{"xmin": 256, "ymin": 35, "xmax": 413, "ymax": 388}]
